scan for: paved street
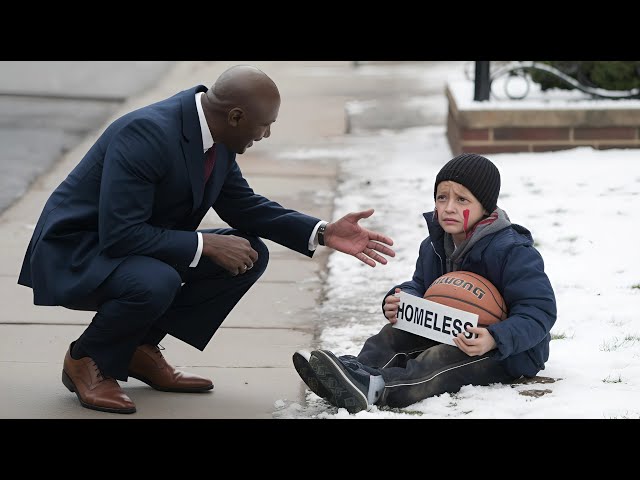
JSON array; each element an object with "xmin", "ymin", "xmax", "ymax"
[{"xmin": 0, "ymin": 61, "xmax": 175, "ymax": 213}]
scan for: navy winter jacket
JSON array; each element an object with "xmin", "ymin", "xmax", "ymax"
[{"xmin": 385, "ymin": 211, "xmax": 557, "ymax": 378}]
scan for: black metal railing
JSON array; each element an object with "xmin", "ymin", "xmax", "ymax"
[{"xmin": 472, "ymin": 61, "xmax": 640, "ymax": 101}]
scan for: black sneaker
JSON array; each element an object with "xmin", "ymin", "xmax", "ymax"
[
  {"xmin": 309, "ymin": 350, "xmax": 376, "ymax": 414},
  {"xmin": 292, "ymin": 351, "xmax": 333, "ymax": 402}
]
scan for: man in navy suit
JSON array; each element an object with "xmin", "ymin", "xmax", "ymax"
[{"xmin": 18, "ymin": 65, "xmax": 395, "ymax": 414}]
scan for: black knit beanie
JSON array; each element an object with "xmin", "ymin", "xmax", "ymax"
[{"xmin": 434, "ymin": 153, "xmax": 501, "ymax": 213}]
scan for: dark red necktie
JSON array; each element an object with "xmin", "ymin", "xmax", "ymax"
[{"xmin": 204, "ymin": 144, "xmax": 217, "ymax": 183}]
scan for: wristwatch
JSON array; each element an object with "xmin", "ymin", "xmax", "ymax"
[{"xmin": 317, "ymin": 222, "xmax": 328, "ymax": 246}]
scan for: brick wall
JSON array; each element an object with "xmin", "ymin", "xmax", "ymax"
[{"xmin": 446, "ymin": 86, "xmax": 640, "ymax": 155}]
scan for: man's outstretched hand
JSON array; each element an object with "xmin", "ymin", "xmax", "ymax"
[{"xmin": 324, "ymin": 208, "xmax": 395, "ymax": 267}]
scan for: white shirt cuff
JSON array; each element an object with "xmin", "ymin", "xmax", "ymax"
[
  {"xmin": 190, "ymin": 232, "xmax": 203, "ymax": 267},
  {"xmin": 308, "ymin": 220, "xmax": 328, "ymax": 251}
]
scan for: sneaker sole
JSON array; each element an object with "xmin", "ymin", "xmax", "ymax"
[
  {"xmin": 309, "ymin": 350, "xmax": 369, "ymax": 414},
  {"xmin": 62, "ymin": 370, "xmax": 137, "ymax": 414},
  {"xmin": 292, "ymin": 352, "xmax": 333, "ymax": 402}
]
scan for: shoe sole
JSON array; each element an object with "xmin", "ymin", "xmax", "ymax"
[
  {"xmin": 309, "ymin": 350, "xmax": 369, "ymax": 414},
  {"xmin": 62, "ymin": 370, "xmax": 137, "ymax": 414},
  {"xmin": 128, "ymin": 372, "xmax": 213, "ymax": 393},
  {"xmin": 292, "ymin": 351, "xmax": 333, "ymax": 402}
]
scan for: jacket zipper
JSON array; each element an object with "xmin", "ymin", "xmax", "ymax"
[{"xmin": 430, "ymin": 241, "xmax": 444, "ymax": 276}]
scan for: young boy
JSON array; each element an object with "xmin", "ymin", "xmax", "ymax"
[{"xmin": 292, "ymin": 153, "xmax": 557, "ymax": 414}]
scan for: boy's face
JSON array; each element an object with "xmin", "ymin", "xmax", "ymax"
[{"xmin": 435, "ymin": 181, "xmax": 488, "ymax": 245}]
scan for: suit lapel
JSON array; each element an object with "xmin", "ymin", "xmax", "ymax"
[{"xmin": 179, "ymin": 85, "xmax": 208, "ymax": 214}]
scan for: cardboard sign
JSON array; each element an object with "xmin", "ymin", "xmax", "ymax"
[{"xmin": 392, "ymin": 292, "xmax": 479, "ymax": 346}]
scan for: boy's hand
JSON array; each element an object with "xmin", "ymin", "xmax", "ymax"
[
  {"xmin": 453, "ymin": 326, "xmax": 497, "ymax": 356},
  {"xmin": 383, "ymin": 288, "xmax": 402, "ymax": 324}
]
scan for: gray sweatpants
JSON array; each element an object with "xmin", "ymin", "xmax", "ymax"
[{"xmin": 354, "ymin": 324, "xmax": 517, "ymax": 408}]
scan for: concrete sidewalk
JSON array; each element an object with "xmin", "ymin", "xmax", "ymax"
[{"xmin": 0, "ymin": 61, "xmax": 443, "ymax": 418}]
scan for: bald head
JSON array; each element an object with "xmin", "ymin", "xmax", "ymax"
[
  {"xmin": 206, "ymin": 65, "xmax": 280, "ymax": 113},
  {"xmin": 202, "ymin": 65, "xmax": 281, "ymax": 155}
]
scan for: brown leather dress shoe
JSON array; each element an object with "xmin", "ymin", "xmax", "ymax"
[
  {"xmin": 128, "ymin": 344, "xmax": 214, "ymax": 393},
  {"xmin": 62, "ymin": 345, "xmax": 136, "ymax": 414}
]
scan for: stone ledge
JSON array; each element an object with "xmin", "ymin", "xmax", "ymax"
[{"xmin": 446, "ymin": 85, "xmax": 640, "ymax": 154}]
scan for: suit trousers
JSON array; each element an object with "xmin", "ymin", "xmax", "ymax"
[
  {"xmin": 354, "ymin": 324, "xmax": 517, "ymax": 408},
  {"xmin": 64, "ymin": 228, "xmax": 269, "ymax": 380}
]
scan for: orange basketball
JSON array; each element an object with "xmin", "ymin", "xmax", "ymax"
[{"xmin": 423, "ymin": 271, "xmax": 507, "ymax": 327}]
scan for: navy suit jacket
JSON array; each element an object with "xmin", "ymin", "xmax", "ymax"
[{"xmin": 18, "ymin": 86, "xmax": 320, "ymax": 306}]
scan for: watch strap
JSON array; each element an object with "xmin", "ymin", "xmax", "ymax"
[{"xmin": 317, "ymin": 222, "xmax": 328, "ymax": 246}]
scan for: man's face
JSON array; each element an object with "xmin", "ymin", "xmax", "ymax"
[{"xmin": 226, "ymin": 99, "xmax": 280, "ymax": 154}]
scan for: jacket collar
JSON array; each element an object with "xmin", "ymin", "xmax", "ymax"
[{"xmin": 423, "ymin": 210, "xmax": 445, "ymax": 245}]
